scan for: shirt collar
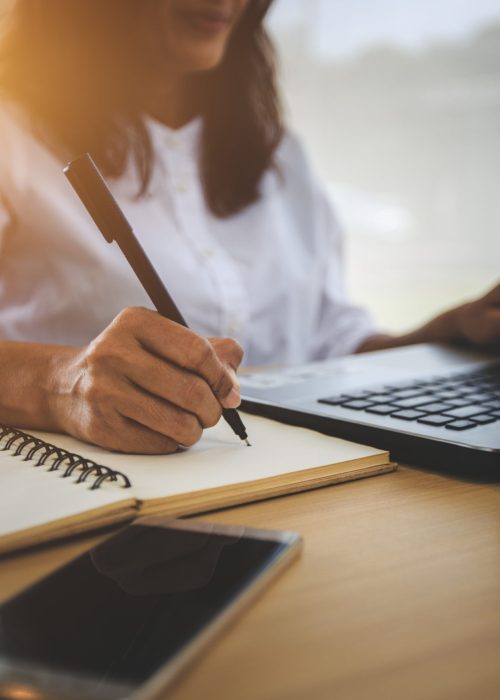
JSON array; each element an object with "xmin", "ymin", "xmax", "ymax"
[{"xmin": 145, "ymin": 114, "xmax": 202, "ymax": 162}]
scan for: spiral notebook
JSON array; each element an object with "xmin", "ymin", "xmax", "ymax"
[{"xmin": 0, "ymin": 414, "xmax": 394, "ymax": 556}]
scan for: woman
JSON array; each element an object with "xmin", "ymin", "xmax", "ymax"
[{"xmin": 0, "ymin": 0, "xmax": 498, "ymax": 454}]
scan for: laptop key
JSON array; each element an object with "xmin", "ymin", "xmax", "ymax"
[
  {"xmin": 417, "ymin": 414, "xmax": 454, "ymax": 426},
  {"xmin": 445, "ymin": 405, "xmax": 486, "ymax": 419},
  {"xmin": 445, "ymin": 420, "xmax": 477, "ymax": 431},
  {"xmin": 388, "ymin": 388, "xmax": 426, "ymax": 399},
  {"xmin": 466, "ymin": 392, "xmax": 495, "ymax": 403},
  {"xmin": 442, "ymin": 397, "xmax": 472, "ymax": 407},
  {"xmin": 458, "ymin": 386, "xmax": 479, "ymax": 394},
  {"xmin": 471, "ymin": 414, "xmax": 498, "ymax": 425},
  {"xmin": 339, "ymin": 400, "xmax": 374, "ymax": 410},
  {"xmin": 391, "ymin": 410, "xmax": 427, "ymax": 421},
  {"xmin": 416, "ymin": 402, "xmax": 453, "ymax": 414},
  {"xmin": 339, "ymin": 390, "xmax": 373, "ymax": 400},
  {"xmin": 364, "ymin": 393, "xmax": 392, "ymax": 403},
  {"xmin": 365, "ymin": 404, "xmax": 398, "ymax": 415},
  {"xmin": 483, "ymin": 399, "xmax": 500, "ymax": 410},
  {"xmin": 434, "ymin": 390, "xmax": 464, "ymax": 400},
  {"xmin": 392, "ymin": 395, "xmax": 434, "ymax": 409},
  {"xmin": 318, "ymin": 396, "xmax": 343, "ymax": 406}
]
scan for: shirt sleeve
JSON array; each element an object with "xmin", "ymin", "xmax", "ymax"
[{"xmin": 308, "ymin": 181, "xmax": 377, "ymax": 360}]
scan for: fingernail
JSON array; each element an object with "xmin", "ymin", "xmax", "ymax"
[{"xmin": 223, "ymin": 386, "xmax": 241, "ymax": 409}]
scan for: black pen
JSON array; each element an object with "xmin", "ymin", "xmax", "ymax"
[{"xmin": 64, "ymin": 153, "xmax": 250, "ymax": 446}]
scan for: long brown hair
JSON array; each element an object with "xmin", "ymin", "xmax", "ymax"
[{"xmin": 0, "ymin": 0, "xmax": 283, "ymax": 217}]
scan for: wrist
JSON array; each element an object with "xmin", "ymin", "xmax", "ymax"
[
  {"xmin": 422, "ymin": 306, "xmax": 467, "ymax": 345},
  {"xmin": 43, "ymin": 345, "xmax": 83, "ymax": 433},
  {"xmin": 356, "ymin": 308, "xmax": 465, "ymax": 354},
  {"xmin": 0, "ymin": 341, "xmax": 80, "ymax": 431}
]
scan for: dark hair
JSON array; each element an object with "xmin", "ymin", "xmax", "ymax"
[{"xmin": 0, "ymin": 0, "xmax": 283, "ymax": 217}]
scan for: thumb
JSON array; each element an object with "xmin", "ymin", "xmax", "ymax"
[
  {"xmin": 209, "ymin": 337, "xmax": 244, "ymax": 377},
  {"xmin": 209, "ymin": 337, "xmax": 244, "ymax": 408},
  {"xmin": 483, "ymin": 282, "xmax": 500, "ymax": 306}
]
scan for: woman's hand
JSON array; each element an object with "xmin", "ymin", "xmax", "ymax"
[
  {"xmin": 48, "ymin": 307, "xmax": 244, "ymax": 454},
  {"xmin": 450, "ymin": 283, "xmax": 500, "ymax": 349},
  {"xmin": 357, "ymin": 282, "xmax": 500, "ymax": 354}
]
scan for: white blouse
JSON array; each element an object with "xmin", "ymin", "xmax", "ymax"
[{"xmin": 0, "ymin": 101, "xmax": 375, "ymax": 367}]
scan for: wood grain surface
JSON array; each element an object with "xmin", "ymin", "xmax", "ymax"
[{"xmin": 1, "ymin": 465, "xmax": 499, "ymax": 700}]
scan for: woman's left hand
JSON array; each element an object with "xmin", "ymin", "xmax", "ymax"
[
  {"xmin": 357, "ymin": 282, "xmax": 500, "ymax": 354},
  {"xmin": 451, "ymin": 282, "xmax": 500, "ymax": 350}
]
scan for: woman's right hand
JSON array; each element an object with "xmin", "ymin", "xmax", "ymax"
[{"xmin": 48, "ymin": 307, "xmax": 244, "ymax": 454}]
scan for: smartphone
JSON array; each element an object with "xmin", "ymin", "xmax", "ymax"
[{"xmin": 0, "ymin": 518, "xmax": 301, "ymax": 700}]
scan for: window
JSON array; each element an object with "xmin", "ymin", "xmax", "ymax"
[{"xmin": 268, "ymin": 0, "xmax": 500, "ymax": 332}]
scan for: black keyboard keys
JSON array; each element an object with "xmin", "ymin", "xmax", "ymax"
[
  {"xmin": 365, "ymin": 405, "xmax": 396, "ymax": 415},
  {"xmin": 391, "ymin": 410, "xmax": 427, "ymax": 421},
  {"xmin": 471, "ymin": 414, "xmax": 497, "ymax": 425},
  {"xmin": 318, "ymin": 396, "xmax": 344, "ymax": 406},
  {"xmin": 316, "ymin": 363, "xmax": 500, "ymax": 434},
  {"xmin": 417, "ymin": 415, "xmax": 453, "ymax": 426},
  {"xmin": 339, "ymin": 400, "xmax": 374, "ymax": 410},
  {"xmin": 444, "ymin": 406, "xmax": 486, "ymax": 419},
  {"xmin": 391, "ymin": 395, "xmax": 435, "ymax": 409},
  {"xmin": 445, "ymin": 420, "xmax": 478, "ymax": 431},
  {"xmin": 415, "ymin": 402, "xmax": 451, "ymax": 414}
]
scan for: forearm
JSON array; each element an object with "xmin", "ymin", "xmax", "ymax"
[
  {"xmin": 0, "ymin": 340, "xmax": 75, "ymax": 430},
  {"xmin": 356, "ymin": 308, "xmax": 461, "ymax": 353}
]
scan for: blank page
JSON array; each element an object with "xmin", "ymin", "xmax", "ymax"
[{"xmin": 28, "ymin": 414, "xmax": 389, "ymax": 503}]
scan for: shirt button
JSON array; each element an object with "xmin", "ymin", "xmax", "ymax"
[
  {"xmin": 227, "ymin": 319, "xmax": 241, "ymax": 335},
  {"xmin": 202, "ymin": 247, "xmax": 216, "ymax": 258},
  {"xmin": 175, "ymin": 181, "xmax": 188, "ymax": 193}
]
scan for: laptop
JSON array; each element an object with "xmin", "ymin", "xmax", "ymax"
[{"xmin": 240, "ymin": 343, "xmax": 500, "ymax": 470}]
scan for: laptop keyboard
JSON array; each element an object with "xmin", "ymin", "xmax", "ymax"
[{"xmin": 318, "ymin": 364, "xmax": 500, "ymax": 431}]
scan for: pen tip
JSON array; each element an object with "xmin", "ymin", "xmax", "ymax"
[{"xmin": 245, "ymin": 438, "xmax": 252, "ymax": 447}]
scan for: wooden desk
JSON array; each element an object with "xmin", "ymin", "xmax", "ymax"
[{"xmin": 1, "ymin": 466, "xmax": 500, "ymax": 700}]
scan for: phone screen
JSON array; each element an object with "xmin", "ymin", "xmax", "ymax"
[{"xmin": 0, "ymin": 523, "xmax": 289, "ymax": 694}]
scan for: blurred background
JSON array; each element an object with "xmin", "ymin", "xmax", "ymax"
[
  {"xmin": 267, "ymin": 0, "xmax": 500, "ymax": 332},
  {"xmin": 0, "ymin": 0, "xmax": 498, "ymax": 333}
]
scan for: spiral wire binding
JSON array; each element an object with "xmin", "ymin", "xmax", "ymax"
[{"xmin": 0, "ymin": 425, "xmax": 131, "ymax": 490}]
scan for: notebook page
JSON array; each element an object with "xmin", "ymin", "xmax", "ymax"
[
  {"xmin": 28, "ymin": 414, "xmax": 388, "ymax": 502},
  {"xmin": 0, "ymin": 450, "xmax": 136, "ymax": 552}
]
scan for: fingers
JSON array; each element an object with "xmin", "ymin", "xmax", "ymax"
[
  {"xmin": 458, "ymin": 301, "xmax": 500, "ymax": 349},
  {"xmin": 64, "ymin": 307, "xmax": 246, "ymax": 453},
  {"xmin": 117, "ymin": 381, "xmax": 204, "ymax": 447},
  {"xmin": 476, "ymin": 284, "xmax": 500, "ymax": 346},
  {"xmin": 209, "ymin": 337, "xmax": 245, "ymax": 371},
  {"xmin": 110, "ymin": 418, "xmax": 179, "ymax": 455},
  {"xmin": 221, "ymin": 366, "xmax": 241, "ymax": 409},
  {"xmin": 122, "ymin": 349, "xmax": 222, "ymax": 428},
  {"xmin": 78, "ymin": 407, "xmax": 180, "ymax": 456},
  {"xmin": 483, "ymin": 282, "xmax": 500, "ymax": 305},
  {"xmin": 115, "ymin": 308, "xmax": 243, "ymax": 405},
  {"xmin": 209, "ymin": 337, "xmax": 244, "ymax": 408},
  {"xmin": 71, "ymin": 373, "xmax": 203, "ymax": 453},
  {"xmin": 479, "ymin": 309, "xmax": 500, "ymax": 347}
]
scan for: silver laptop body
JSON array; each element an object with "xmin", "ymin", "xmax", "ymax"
[{"xmin": 240, "ymin": 343, "xmax": 500, "ymax": 470}]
